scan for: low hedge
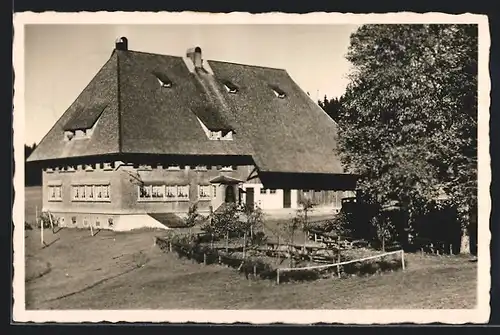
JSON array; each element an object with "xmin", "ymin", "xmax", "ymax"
[
  {"xmin": 277, "ymin": 256, "xmax": 405, "ymax": 283},
  {"xmin": 156, "ymin": 236, "xmax": 275, "ymax": 279},
  {"xmin": 156, "ymin": 235, "xmax": 406, "ymax": 283}
]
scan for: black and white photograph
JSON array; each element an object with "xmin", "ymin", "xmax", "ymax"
[{"xmin": 13, "ymin": 12, "xmax": 490, "ymax": 324}]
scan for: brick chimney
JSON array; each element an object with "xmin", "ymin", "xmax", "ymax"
[
  {"xmin": 115, "ymin": 37, "xmax": 128, "ymax": 51},
  {"xmin": 186, "ymin": 46, "xmax": 203, "ymax": 69}
]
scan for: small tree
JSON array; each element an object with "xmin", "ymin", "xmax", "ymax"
[
  {"xmin": 298, "ymin": 198, "xmax": 315, "ymax": 250},
  {"xmin": 184, "ymin": 203, "xmax": 206, "ymax": 235},
  {"xmin": 371, "ymin": 215, "xmax": 396, "ymax": 252},
  {"xmin": 327, "ymin": 211, "xmax": 353, "ymax": 238},
  {"xmin": 38, "ymin": 212, "xmax": 59, "ymax": 231},
  {"xmin": 279, "ymin": 213, "xmax": 302, "ymax": 268},
  {"xmin": 201, "ymin": 218, "xmax": 218, "ymax": 249},
  {"xmin": 239, "ymin": 205, "xmax": 264, "ymax": 240},
  {"xmin": 203, "ymin": 203, "xmax": 240, "ymax": 252}
]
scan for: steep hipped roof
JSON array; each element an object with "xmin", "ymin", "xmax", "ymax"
[
  {"xmin": 207, "ymin": 60, "xmax": 342, "ymax": 174},
  {"xmin": 28, "ymin": 45, "xmax": 345, "ymax": 175},
  {"xmin": 28, "ymin": 53, "xmax": 121, "ymax": 161}
]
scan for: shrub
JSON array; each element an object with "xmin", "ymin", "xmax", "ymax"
[
  {"xmin": 184, "ymin": 203, "xmax": 207, "ymax": 234},
  {"xmin": 324, "ymin": 211, "xmax": 353, "ymax": 237},
  {"xmin": 25, "ymin": 221, "xmax": 33, "ymax": 230},
  {"xmin": 343, "ymin": 261, "xmax": 362, "ymax": 275},
  {"xmin": 379, "ymin": 259, "xmax": 392, "ymax": 271},
  {"xmin": 202, "ymin": 203, "xmax": 240, "ymax": 247},
  {"xmin": 279, "ymin": 269, "xmax": 319, "ymax": 283},
  {"xmin": 37, "ymin": 212, "xmax": 59, "ymax": 229},
  {"xmin": 132, "ymin": 251, "xmax": 149, "ymax": 268},
  {"xmin": 251, "ymin": 231, "xmax": 268, "ymax": 246},
  {"xmin": 156, "ymin": 234, "xmax": 405, "ymax": 284},
  {"xmin": 359, "ymin": 261, "xmax": 379, "ymax": 275}
]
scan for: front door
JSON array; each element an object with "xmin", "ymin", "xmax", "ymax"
[
  {"xmin": 225, "ymin": 185, "xmax": 236, "ymax": 203},
  {"xmin": 283, "ymin": 189, "xmax": 292, "ymax": 208},
  {"xmin": 246, "ymin": 187, "xmax": 255, "ymax": 208}
]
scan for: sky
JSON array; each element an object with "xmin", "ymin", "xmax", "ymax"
[{"xmin": 24, "ymin": 24, "xmax": 360, "ymax": 145}]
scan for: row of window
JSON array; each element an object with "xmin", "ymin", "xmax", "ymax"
[
  {"xmin": 46, "ymin": 163, "xmax": 114, "ymax": 173},
  {"xmin": 46, "ymin": 164, "xmax": 238, "ymax": 173},
  {"xmin": 49, "ymin": 184, "xmax": 110, "ymax": 202},
  {"xmin": 72, "ymin": 184, "xmax": 111, "ymax": 202},
  {"xmin": 260, "ymin": 188, "xmax": 277, "ymax": 194},
  {"xmin": 154, "ymin": 73, "xmax": 287, "ymax": 99},
  {"xmin": 48, "ymin": 183, "xmax": 218, "ymax": 202},
  {"xmin": 137, "ymin": 164, "xmax": 237, "ymax": 171},
  {"xmin": 138, "ymin": 184, "xmax": 214, "ymax": 201}
]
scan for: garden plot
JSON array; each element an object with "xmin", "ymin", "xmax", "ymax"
[{"xmin": 155, "ymin": 231, "xmax": 405, "ymax": 284}]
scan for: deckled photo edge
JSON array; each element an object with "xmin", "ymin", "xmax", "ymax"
[{"xmin": 12, "ymin": 11, "xmax": 491, "ymax": 324}]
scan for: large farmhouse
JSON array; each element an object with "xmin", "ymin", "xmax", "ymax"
[{"xmin": 27, "ymin": 37, "xmax": 357, "ymax": 230}]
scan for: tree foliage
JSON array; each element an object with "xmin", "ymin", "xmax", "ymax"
[
  {"xmin": 25, "ymin": 143, "xmax": 42, "ymax": 186},
  {"xmin": 339, "ymin": 24, "xmax": 478, "ymax": 225},
  {"xmin": 202, "ymin": 203, "xmax": 240, "ymax": 238},
  {"xmin": 184, "ymin": 203, "xmax": 207, "ymax": 234},
  {"xmin": 318, "ymin": 95, "xmax": 344, "ymax": 123},
  {"xmin": 238, "ymin": 204, "xmax": 265, "ymax": 240}
]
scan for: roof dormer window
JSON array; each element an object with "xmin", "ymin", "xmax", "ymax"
[
  {"xmin": 209, "ymin": 130, "xmax": 222, "ymax": 140},
  {"xmin": 64, "ymin": 131, "xmax": 75, "ymax": 141},
  {"xmin": 222, "ymin": 80, "xmax": 238, "ymax": 94},
  {"xmin": 157, "ymin": 78, "xmax": 172, "ymax": 88},
  {"xmin": 208, "ymin": 130, "xmax": 234, "ymax": 141},
  {"xmin": 63, "ymin": 103, "xmax": 107, "ymax": 141},
  {"xmin": 153, "ymin": 71, "xmax": 173, "ymax": 88},
  {"xmin": 270, "ymin": 85, "xmax": 286, "ymax": 99}
]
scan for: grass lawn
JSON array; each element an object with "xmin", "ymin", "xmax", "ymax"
[{"xmin": 24, "ymin": 227, "xmax": 477, "ymax": 310}]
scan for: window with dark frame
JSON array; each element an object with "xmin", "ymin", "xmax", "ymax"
[
  {"xmin": 177, "ymin": 185, "xmax": 189, "ymax": 199},
  {"xmin": 48, "ymin": 184, "xmax": 63, "ymax": 201},
  {"xmin": 153, "ymin": 71, "xmax": 173, "ymax": 88},
  {"xmin": 222, "ymin": 80, "xmax": 239, "ymax": 94},
  {"xmin": 71, "ymin": 183, "xmax": 110, "ymax": 202},
  {"xmin": 138, "ymin": 184, "xmax": 190, "ymax": 201},
  {"xmin": 269, "ymin": 84, "xmax": 287, "ymax": 98},
  {"xmin": 199, "ymin": 185, "xmax": 211, "ymax": 199}
]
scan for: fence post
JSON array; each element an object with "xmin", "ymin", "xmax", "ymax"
[
  {"xmin": 169, "ymin": 241, "xmax": 172, "ymax": 252},
  {"xmin": 337, "ymin": 235, "xmax": 341, "ymax": 278},
  {"xmin": 401, "ymin": 250, "xmax": 405, "ymax": 271},
  {"xmin": 253, "ymin": 265, "xmax": 257, "ymax": 278},
  {"xmin": 37, "ymin": 206, "xmax": 44, "ymax": 247},
  {"xmin": 203, "ymin": 253, "xmax": 207, "ymax": 265},
  {"xmin": 276, "ymin": 269, "xmax": 280, "ymax": 285},
  {"xmin": 48, "ymin": 211, "xmax": 54, "ymax": 233}
]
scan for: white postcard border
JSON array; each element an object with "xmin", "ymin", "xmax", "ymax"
[{"xmin": 12, "ymin": 11, "xmax": 491, "ymax": 324}]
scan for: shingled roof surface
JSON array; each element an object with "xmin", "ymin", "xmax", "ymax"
[{"xmin": 28, "ymin": 47, "xmax": 344, "ymax": 175}]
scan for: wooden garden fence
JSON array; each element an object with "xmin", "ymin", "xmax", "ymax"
[{"xmin": 275, "ymin": 249, "xmax": 405, "ymax": 284}]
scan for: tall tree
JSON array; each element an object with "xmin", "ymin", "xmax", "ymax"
[
  {"xmin": 338, "ymin": 24, "xmax": 478, "ymax": 247},
  {"xmin": 25, "ymin": 143, "xmax": 42, "ymax": 186},
  {"xmin": 318, "ymin": 95, "xmax": 344, "ymax": 123}
]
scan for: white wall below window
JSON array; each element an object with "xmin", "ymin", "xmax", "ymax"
[{"xmin": 241, "ymin": 183, "xmax": 298, "ymax": 210}]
